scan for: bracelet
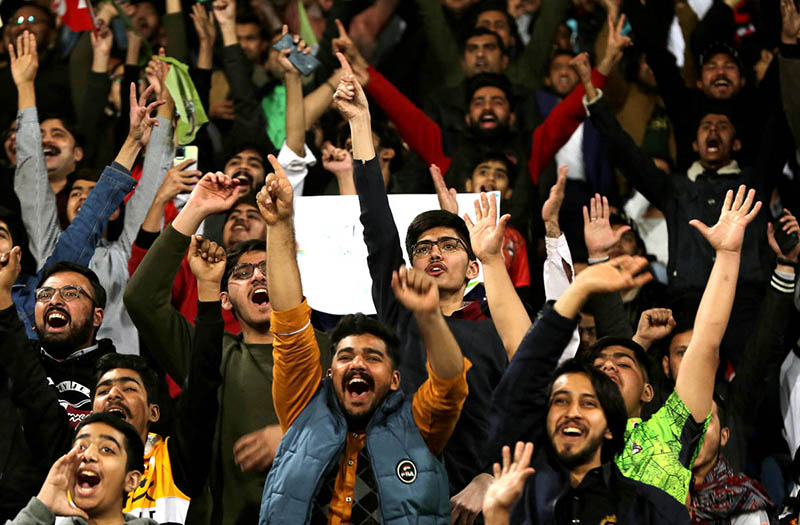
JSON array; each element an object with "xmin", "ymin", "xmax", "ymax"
[
  {"xmin": 587, "ymin": 256, "xmax": 610, "ymax": 265},
  {"xmin": 777, "ymin": 256, "xmax": 800, "ymax": 268}
]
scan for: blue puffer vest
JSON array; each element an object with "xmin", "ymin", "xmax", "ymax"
[{"xmin": 258, "ymin": 379, "xmax": 450, "ymax": 524}]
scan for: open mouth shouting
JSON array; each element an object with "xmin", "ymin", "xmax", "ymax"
[
  {"xmin": 705, "ymin": 137, "xmax": 721, "ymax": 154},
  {"xmin": 478, "ymin": 111, "xmax": 498, "ymax": 129},
  {"xmin": 557, "ymin": 420, "xmax": 587, "ymax": 442},
  {"xmin": 232, "ymin": 170, "xmax": 253, "ymax": 188},
  {"xmin": 74, "ymin": 467, "xmax": 102, "ymax": 498},
  {"xmin": 45, "ymin": 306, "xmax": 71, "ymax": 331},
  {"xmin": 343, "ymin": 371, "xmax": 375, "ymax": 403},
  {"xmin": 104, "ymin": 403, "xmax": 131, "ymax": 421},
  {"xmin": 250, "ymin": 286, "xmax": 270, "ymax": 307},
  {"xmin": 42, "ymin": 143, "xmax": 61, "ymax": 158},
  {"xmin": 425, "ymin": 261, "xmax": 447, "ymax": 277}
]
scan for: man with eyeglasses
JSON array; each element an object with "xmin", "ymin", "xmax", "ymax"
[{"xmin": 124, "ymin": 165, "xmax": 331, "ymax": 525}]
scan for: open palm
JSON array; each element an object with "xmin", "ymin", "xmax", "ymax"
[
  {"xmin": 576, "ymin": 255, "xmax": 652, "ymax": 294},
  {"xmin": 464, "ymin": 192, "xmax": 509, "ymax": 262},
  {"xmin": 689, "ymin": 185, "xmax": 761, "ymax": 253}
]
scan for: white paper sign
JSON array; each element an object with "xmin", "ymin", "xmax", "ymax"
[{"xmin": 294, "ymin": 192, "xmax": 499, "ymax": 315}]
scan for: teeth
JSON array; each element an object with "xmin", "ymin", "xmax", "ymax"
[
  {"xmin": 80, "ymin": 470, "xmax": 99, "ymax": 479},
  {"xmin": 48, "ymin": 312, "xmax": 67, "ymax": 321},
  {"xmin": 563, "ymin": 427, "xmax": 582, "ymax": 435},
  {"xmin": 349, "ymin": 377, "xmax": 367, "ymax": 385}
]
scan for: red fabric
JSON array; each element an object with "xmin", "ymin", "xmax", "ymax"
[
  {"xmin": 503, "ymin": 226, "xmax": 530, "ymax": 288},
  {"xmin": 365, "ymin": 66, "xmax": 607, "ymax": 186},
  {"xmin": 58, "ymin": 0, "xmax": 95, "ymax": 32},
  {"xmin": 450, "ymin": 300, "xmax": 488, "ymax": 321},
  {"xmin": 123, "ymin": 163, "xmax": 143, "ymax": 204}
]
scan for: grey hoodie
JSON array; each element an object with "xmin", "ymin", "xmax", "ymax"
[{"xmin": 6, "ymin": 498, "xmax": 157, "ymax": 525}]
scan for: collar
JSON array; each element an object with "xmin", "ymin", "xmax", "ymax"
[
  {"xmin": 40, "ymin": 342, "xmax": 99, "ymax": 362},
  {"xmin": 686, "ymin": 160, "xmax": 741, "ymax": 181}
]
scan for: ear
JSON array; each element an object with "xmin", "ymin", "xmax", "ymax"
[
  {"xmin": 390, "ymin": 369, "xmax": 401, "ymax": 390},
  {"xmin": 465, "ymin": 259, "xmax": 480, "ymax": 281},
  {"xmin": 327, "ymin": 368, "xmax": 332, "ymax": 378},
  {"xmin": 465, "ymin": 179, "xmax": 474, "ymax": 192},
  {"xmin": 501, "ymin": 55, "xmax": 509, "ymax": 69},
  {"xmin": 92, "ymin": 307, "xmax": 104, "ymax": 329},
  {"xmin": 465, "ymin": 113, "xmax": 472, "ymax": 127},
  {"xmin": 720, "ymin": 426, "xmax": 730, "ymax": 447},
  {"xmin": 732, "ymin": 138, "xmax": 741, "ymax": 152},
  {"xmin": 641, "ymin": 382, "xmax": 654, "ymax": 404},
  {"xmin": 604, "ymin": 427, "xmax": 613, "ymax": 441},
  {"xmin": 502, "ymin": 187, "xmax": 513, "ymax": 200},
  {"xmin": 692, "ymin": 140, "xmax": 699, "ymax": 153},
  {"xmin": 148, "ymin": 403, "xmax": 160, "ymax": 425},
  {"xmin": 379, "ymin": 147, "xmax": 395, "ymax": 162},
  {"xmin": 545, "ymin": 75, "xmax": 553, "ymax": 87},
  {"xmin": 220, "ymin": 291, "xmax": 233, "ymax": 311},
  {"xmin": 696, "ymin": 79, "xmax": 704, "ymax": 90},
  {"xmin": 124, "ymin": 470, "xmax": 142, "ymax": 494},
  {"xmin": 509, "ymin": 112, "xmax": 516, "ymax": 127},
  {"xmin": 73, "ymin": 145, "xmax": 84, "ymax": 163},
  {"xmin": 662, "ymin": 355, "xmax": 671, "ymax": 380}
]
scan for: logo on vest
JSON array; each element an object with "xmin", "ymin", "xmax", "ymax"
[{"xmin": 396, "ymin": 459, "xmax": 417, "ymax": 484}]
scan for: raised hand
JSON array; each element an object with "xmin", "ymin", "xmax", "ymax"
[
  {"xmin": 156, "ymin": 159, "xmax": 202, "ymax": 203},
  {"xmin": 431, "ymin": 164, "xmax": 458, "ymax": 215},
  {"xmin": 332, "ymin": 18, "xmax": 369, "ymax": 84},
  {"xmin": 322, "ymin": 142, "xmax": 353, "ymax": 175},
  {"xmin": 276, "ymin": 25, "xmax": 310, "ymax": 75},
  {"xmin": 634, "ymin": 308, "xmax": 676, "ymax": 349},
  {"xmin": 569, "ymin": 52, "xmax": 592, "ymax": 86},
  {"xmin": 90, "ymin": 20, "xmax": 114, "ymax": 65},
  {"xmin": 689, "ymin": 185, "xmax": 761, "ymax": 254},
  {"xmin": 483, "ymin": 442, "xmax": 535, "ymax": 520},
  {"xmin": 256, "ymin": 154, "xmax": 294, "ymax": 225},
  {"xmin": 144, "ymin": 49, "xmax": 171, "ymax": 103},
  {"xmin": 191, "ymin": 3, "xmax": 217, "ymax": 47},
  {"xmin": 464, "ymin": 192, "xmax": 510, "ymax": 263},
  {"xmin": 583, "ymin": 194, "xmax": 629, "ymax": 259},
  {"xmin": 391, "ymin": 266, "xmax": 440, "ymax": 315},
  {"xmin": 212, "ymin": 0, "xmax": 236, "ymax": 27},
  {"xmin": 542, "ymin": 165, "xmax": 567, "ymax": 237},
  {"xmin": 128, "ymin": 83, "xmax": 165, "ymax": 146},
  {"xmin": 36, "ymin": 446, "xmax": 89, "ymax": 520},
  {"xmin": 233, "ymin": 424, "xmax": 282, "ymax": 472},
  {"xmin": 188, "ymin": 234, "xmax": 227, "ymax": 284},
  {"xmin": 768, "ymin": 209, "xmax": 800, "ymax": 262},
  {"xmin": 187, "ymin": 171, "xmax": 243, "ymax": 215},
  {"xmin": 598, "ymin": 14, "xmax": 632, "ymax": 75},
  {"xmin": 0, "ymin": 246, "xmax": 22, "ymax": 297},
  {"xmin": 782, "ymin": 0, "xmax": 800, "ymax": 43},
  {"xmin": 9, "ymin": 31, "xmax": 38, "ymax": 86},
  {"xmin": 333, "ymin": 53, "xmax": 370, "ymax": 121},
  {"xmin": 575, "ymin": 255, "xmax": 652, "ymax": 295}
]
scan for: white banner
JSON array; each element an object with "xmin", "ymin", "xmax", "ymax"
[{"xmin": 294, "ymin": 192, "xmax": 498, "ymax": 315}]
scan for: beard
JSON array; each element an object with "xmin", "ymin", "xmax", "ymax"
[
  {"xmin": 553, "ymin": 432, "xmax": 605, "ymax": 471},
  {"xmin": 38, "ymin": 316, "xmax": 95, "ymax": 359},
  {"xmin": 469, "ymin": 116, "xmax": 509, "ymax": 140}
]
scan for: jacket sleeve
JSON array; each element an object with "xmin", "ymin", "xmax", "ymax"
[
  {"xmin": 354, "ymin": 157, "xmax": 406, "ymax": 327},
  {"xmin": 221, "ymin": 44, "xmax": 273, "ymax": 151},
  {"xmin": 167, "ymin": 300, "xmax": 224, "ymax": 497},
  {"xmin": 123, "ymin": 225, "xmax": 196, "ymax": 383},
  {"xmin": 413, "ymin": 0, "xmax": 463, "ymax": 87},
  {"xmin": 585, "ymin": 289, "xmax": 633, "ymax": 339},
  {"xmin": 528, "ymin": 69, "xmax": 607, "ymax": 184},
  {"xmin": 508, "ymin": 0, "xmax": 572, "ymax": 89},
  {"xmin": 116, "ymin": 116, "xmax": 173, "ymax": 253},
  {"xmin": 780, "ymin": 46, "xmax": 800, "ymax": 150},
  {"xmin": 364, "ymin": 66, "xmax": 451, "ymax": 172},
  {"xmin": 14, "ymin": 106, "xmax": 60, "ymax": 269},
  {"xmin": 163, "ymin": 12, "xmax": 190, "ymax": 64},
  {"xmin": 5, "ymin": 497, "xmax": 58, "ymax": 525},
  {"xmin": 0, "ymin": 306, "xmax": 73, "ymax": 473},
  {"xmin": 15, "ymin": 164, "xmax": 137, "ymax": 326},
  {"xmin": 587, "ymin": 95, "xmax": 672, "ymax": 210},
  {"xmin": 78, "ymin": 71, "xmax": 113, "ymax": 167},
  {"xmin": 485, "ymin": 302, "xmax": 578, "ymax": 465}
]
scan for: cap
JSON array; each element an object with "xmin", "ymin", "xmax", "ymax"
[{"xmin": 699, "ymin": 41, "xmax": 743, "ymax": 72}]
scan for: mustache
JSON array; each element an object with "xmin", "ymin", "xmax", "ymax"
[{"xmin": 342, "ymin": 370, "xmax": 375, "ymax": 389}]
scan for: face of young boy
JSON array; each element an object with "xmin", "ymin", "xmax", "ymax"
[{"xmin": 465, "ymin": 160, "xmax": 513, "ymax": 200}]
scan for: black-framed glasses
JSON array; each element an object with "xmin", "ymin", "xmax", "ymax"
[
  {"xmin": 11, "ymin": 15, "xmax": 42, "ymax": 25},
  {"xmin": 411, "ymin": 237, "xmax": 466, "ymax": 258},
  {"xmin": 35, "ymin": 285, "xmax": 95, "ymax": 304},
  {"xmin": 228, "ymin": 261, "xmax": 267, "ymax": 281}
]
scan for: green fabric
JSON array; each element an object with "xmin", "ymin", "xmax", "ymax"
[
  {"xmin": 615, "ymin": 390, "xmax": 710, "ymax": 503},
  {"xmin": 157, "ymin": 56, "xmax": 208, "ymax": 145},
  {"xmin": 261, "ymin": 84, "xmax": 287, "ymax": 148},
  {"xmin": 297, "ymin": 0, "xmax": 318, "ymax": 47}
]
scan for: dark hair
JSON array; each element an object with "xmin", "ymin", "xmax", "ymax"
[
  {"xmin": 694, "ymin": 100, "xmax": 738, "ymax": 138},
  {"xmin": 405, "ymin": 210, "xmax": 476, "ymax": 261},
  {"xmin": 39, "ymin": 113, "xmax": 84, "ymax": 149},
  {"xmin": 372, "ymin": 120, "xmax": 406, "ymax": 174},
  {"xmin": 465, "ymin": 73, "xmax": 516, "ymax": 109},
  {"xmin": 75, "ymin": 412, "xmax": 145, "ymax": 473},
  {"xmin": 608, "ymin": 212, "xmax": 646, "ymax": 256},
  {"xmin": 470, "ymin": 151, "xmax": 517, "ymax": 190},
  {"xmin": 224, "ymin": 140, "xmax": 270, "ymax": 167},
  {"xmin": 0, "ymin": 206, "xmax": 35, "ymax": 276},
  {"xmin": 38, "ymin": 261, "xmax": 107, "ymax": 309},
  {"xmin": 67, "ymin": 169, "xmax": 126, "ymax": 243},
  {"xmin": 224, "ymin": 192, "xmax": 260, "ymax": 222},
  {"xmin": 461, "ymin": 26, "xmax": 507, "ymax": 56},
  {"xmin": 586, "ymin": 336, "xmax": 651, "ymax": 383},
  {"xmin": 222, "ymin": 239, "xmax": 267, "ymax": 291},
  {"xmin": 330, "ymin": 313, "xmax": 402, "ymax": 368},
  {"xmin": 467, "ymin": 0, "xmax": 521, "ymax": 51},
  {"xmin": 92, "ymin": 353, "xmax": 160, "ymax": 405},
  {"xmin": 235, "ymin": 10, "xmax": 268, "ymax": 40},
  {"xmin": 11, "ymin": 2, "xmax": 55, "ymax": 28},
  {"xmin": 546, "ymin": 359, "xmax": 628, "ymax": 462},
  {"xmin": 698, "ymin": 41, "xmax": 743, "ymax": 74},
  {"xmin": 663, "ymin": 293, "xmax": 700, "ymax": 355},
  {"xmin": 547, "ymin": 48, "xmax": 578, "ymax": 72}
]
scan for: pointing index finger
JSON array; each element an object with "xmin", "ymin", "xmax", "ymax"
[{"xmin": 336, "ymin": 52, "xmax": 353, "ymax": 75}]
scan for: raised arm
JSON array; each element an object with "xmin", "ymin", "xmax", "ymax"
[
  {"xmin": 675, "ymin": 185, "xmax": 761, "ymax": 423},
  {"xmin": 465, "ymin": 192, "xmax": 531, "ymax": 359},
  {"xmin": 258, "ymin": 155, "xmax": 321, "ymax": 432}
]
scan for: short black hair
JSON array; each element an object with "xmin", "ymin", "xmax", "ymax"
[
  {"xmin": 75, "ymin": 412, "xmax": 145, "ymax": 473},
  {"xmin": 465, "ymin": 73, "xmax": 516, "ymax": 109},
  {"xmin": 0, "ymin": 206, "xmax": 35, "ymax": 276},
  {"xmin": 546, "ymin": 358, "xmax": 628, "ymax": 462},
  {"xmin": 222, "ymin": 239, "xmax": 267, "ymax": 291},
  {"xmin": 586, "ymin": 336, "xmax": 651, "ymax": 383},
  {"xmin": 698, "ymin": 41, "xmax": 743, "ymax": 74},
  {"xmin": 547, "ymin": 48, "xmax": 578, "ymax": 72},
  {"xmin": 372, "ymin": 120, "xmax": 406, "ymax": 174},
  {"xmin": 224, "ymin": 192, "xmax": 260, "ymax": 222},
  {"xmin": 405, "ymin": 210, "xmax": 476, "ymax": 261},
  {"xmin": 92, "ymin": 353, "xmax": 160, "ymax": 405},
  {"xmin": 694, "ymin": 100, "xmax": 738, "ymax": 138},
  {"xmin": 67, "ymin": 169, "xmax": 126, "ymax": 243},
  {"xmin": 470, "ymin": 151, "xmax": 517, "ymax": 190},
  {"xmin": 39, "ymin": 113, "xmax": 84, "ymax": 149},
  {"xmin": 330, "ymin": 313, "xmax": 402, "ymax": 369},
  {"xmin": 468, "ymin": 0, "xmax": 521, "ymax": 49},
  {"xmin": 38, "ymin": 261, "xmax": 107, "ymax": 309},
  {"xmin": 663, "ymin": 293, "xmax": 700, "ymax": 356},
  {"xmin": 235, "ymin": 10, "xmax": 268, "ymax": 40},
  {"xmin": 224, "ymin": 140, "xmax": 270, "ymax": 167},
  {"xmin": 10, "ymin": 2, "xmax": 55, "ymax": 28},
  {"xmin": 461, "ymin": 26, "xmax": 507, "ymax": 56}
]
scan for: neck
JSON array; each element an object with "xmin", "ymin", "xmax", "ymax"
[
  {"xmin": 241, "ymin": 322, "xmax": 274, "ymax": 344},
  {"xmin": 692, "ymin": 456, "xmax": 718, "ymax": 486},
  {"xmin": 86, "ymin": 508, "xmax": 126, "ymax": 525},
  {"xmin": 699, "ymin": 159, "xmax": 731, "ymax": 171},
  {"xmin": 49, "ymin": 174, "xmax": 68, "ymax": 194},
  {"xmin": 438, "ymin": 285, "xmax": 467, "ymax": 316},
  {"xmin": 568, "ymin": 458, "xmax": 602, "ymax": 488}
]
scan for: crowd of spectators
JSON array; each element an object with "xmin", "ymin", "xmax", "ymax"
[{"xmin": 1, "ymin": 0, "xmax": 800, "ymax": 522}]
